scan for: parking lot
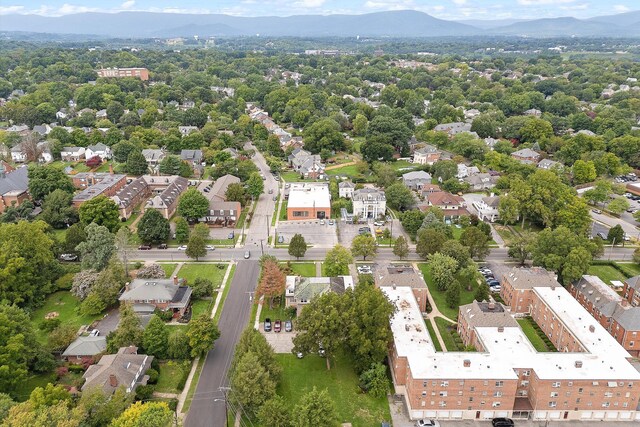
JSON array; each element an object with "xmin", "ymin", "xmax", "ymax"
[
  {"xmin": 276, "ymin": 220, "xmax": 338, "ymax": 248},
  {"xmin": 259, "ymin": 324, "xmax": 295, "ymax": 353}
]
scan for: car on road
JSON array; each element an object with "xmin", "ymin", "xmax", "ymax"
[
  {"xmin": 328, "ymin": 219, "xmax": 335, "ymax": 225},
  {"xmin": 415, "ymin": 419, "xmax": 440, "ymax": 427},
  {"xmin": 244, "ymin": 250, "xmax": 251, "ymax": 259},
  {"xmin": 177, "ymin": 245, "xmax": 187, "ymax": 250},
  {"xmin": 274, "ymin": 320, "xmax": 281, "ymax": 332},
  {"xmin": 59, "ymin": 253, "xmax": 78, "ymax": 262},
  {"xmin": 272, "ymin": 195, "xmax": 277, "ymax": 201},
  {"xmin": 138, "ymin": 245, "xmax": 151, "ymax": 250},
  {"xmin": 205, "ymin": 245, "xmax": 215, "ymax": 251},
  {"xmin": 274, "ymin": 175, "xmax": 280, "ymax": 181},
  {"xmin": 492, "ymin": 418, "xmax": 514, "ymax": 427},
  {"xmin": 228, "ymin": 232, "xmax": 234, "ymax": 239},
  {"xmin": 285, "ymin": 320, "xmax": 293, "ymax": 332},
  {"xmin": 592, "ymin": 209, "xmax": 602, "ymax": 214},
  {"xmin": 278, "ymin": 235, "xmax": 285, "ymax": 243},
  {"xmin": 158, "ymin": 243, "xmax": 168, "ymax": 249},
  {"xmin": 373, "ymin": 220, "xmax": 384, "ymax": 226},
  {"xmin": 285, "ymin": 183, "xmax": 290, "ymax": 189},
  {"xmin": 88, "ymin": 329, "xmax": 100, "ymax": 337},
  {"xmin": 268, "ymin": 189, "xmax": 273, "ymax": 194},
  {"xmin": 264, "ymin": 318, "xmax": 272, "ymax": 332}
]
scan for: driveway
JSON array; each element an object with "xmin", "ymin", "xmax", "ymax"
[
  {"xmin": 260, "ymin": 330, "xmax": 295, "ymax": 353},
  {"xmin": 94, "ymin": 308, "xmax": 119, "ymax": 335},
  {"xmin": 276, "ymin": 220, "xmax": 338, "ymax": 248},
  {"xmin": 338, "ymin": 221, "xmax": 372, "ymax": 246},
  {"xmin": 590, "ymin": 208, "xmax": 639, "ymax": 240}
]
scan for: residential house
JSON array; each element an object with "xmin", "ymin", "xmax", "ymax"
[
  {"xmin": 511, "ymin": 148, "xmax": 540, "ymax": 165},
  {"xmin": 95, "ymin": 109, "xmax": 108, "ymax": 119},
  {"xmin": 72, "ymin": 173, "xmax": 128, "ymax": 208},
  {"xmin": 402, "ymin": 171, "xmax": 432, "ymax": 191},
  {"xmin": 180, "ymin": 149, "xmax": 204, "ymax": 176},
  {"xmin": 352, "ymin": 188, "xmax": 386, "ymax": 219},
  {"xmin": 338, "ymin": 180, "xmax": 355, "ymax": 199},
  {"xmin": 61, "ymin": 146, "xmax": 86, "ymax": 162},
  {"xmin": 285, "ymin": 275, "xmax": 354, "ymax": 315},
  {"xmin": 141, "ymin": 149, "xmax": 166, "ymax": 169},
  {"xmin": 81, "ymin": 346, "xmax": 153, "ymax": 394},
  {"xmin": 434, "ymin": 122, "xmax": 472, "ymax": 137},
  {"xmin": 38, "ymin": 142, "xmax": 53, "ymax": 163},
  {"xmin": 62, "ymin": 336, "xmax": 107, "ymax": 363},
  {"xmin": 374, "ymin": 264, "xmax": 429, "ymax": 312},
  {"xmin": 111, "ymin": 177, "xmax": 151, "ymax": 219},
  {"xmin": 85, "ymin": 143, "xmax": 112, "ymax": 161},
  {"xmin": 420, "ymin": 183, "xmax": 441, "ymax": 197},
  {"xmin": 119, "ymin": 277, "xmax": 192, "ymax": 317},
  {"xmin": 286, "ymin": 183, "xmax": 331, "ymax": 220},
  {"xmin": 412, "ymin": 144, "xmax": 441, "ymax": 165},
  {"xmin": 32, "ymin": 124, "xmax": 52, "ymax": 136},
  {"xmin": 523, "ymin": 108, "xmax": 542, "ymax": 117},
  {"xmin": 288, "ymin": 148, "xmax": 325, "ymax": 179},
  {"xmin": 0, "ymin": 163, "xmax": 30, "ymax": 213},
  {"xmin": 145, "ymin": 176, "xmax": 188, "ymax": 219},
  {"xmin": 199, "ymin": 174, "xmax": 242, "ymax": 227},
  {"xmin": 423, "ymin": 191, "xmax": 469, "ymax": 220},
  {"xmin": 464, "ymin": 172, "xmax": 498, "ymax": 190},
  {"xmin": 537, "ymin": 158, "xmax": 562, "ymax": 170},
  {"xmin": 6, "ymin": 124, "xmax": 29, "ymax": 135},
  {"xmin": 205, "ymin": 174, "xmax": 241, "ymax": 203},
  {"xmin": 456, "ymin": 164, "xmax": 479, "ymax": 179},
  {"xmin": 622, "ymin": 276, "xmax": 640, "ymax": 308},
  {"xmin": 474, "ymin": 195, "xmax": 500, "ymax": 222},
  {"xmin": 484, "ymin": 137, "xmax": 499, "ymax": 150},
  {"xmin": 178, "ymin": 126, "xmax": 198, "ymax": 136},
  {"xmin": 10, "ymin": 144, "xmax": 27, "ymax": 163}
]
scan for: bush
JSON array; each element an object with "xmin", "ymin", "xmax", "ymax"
[
  {"xmin": 167, "ymin": 398, "xmax": 178, "ymax": 412},
  {"xmin": 135, "ymin": 385, "xmax": 155, "ymax": 401},
  {"xmin": 132, "ymin": 261, "xmax": 143, "ymax": 270},
  {"xmin": 146, "ymin": 368, "xmax": 159, "ymax": 384},
  {"xmin": 136, "ymin": 263, "xmax": 166, "ymax": 279},
  {"xmin": 55, "ymin": 273, "xmax": 75, "ymax": 290},
  {"xmin": 177, "ymin": 366, "xmax": 191, "ymax": 391},
  {"xmin": 191, "ymin": 278, "xmax": 213, "ymax": 299},
  {"xmin": 154, "ymin": 308, "xmax": 173, "ymax": 322},
  {"xmin": 68, "ymin": 364, "xmax": 86, "ymax": 373},
  {"xmin": 39, "ymin": 318, "xmax": 61, "ymax": 332},
  {"xmin": 56, "ymin": 366, "xmax": 69, "ymax": 379}
]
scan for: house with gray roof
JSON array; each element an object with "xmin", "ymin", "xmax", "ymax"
[
  {"xmin": 622, "ymin": 276, "xmax": 640, "ymax": 307},
  {"xmin": 434, "ymin": 122, "xmax": 471, "ymax": 137},
  {"xmin": 85, "ymin": 143, "xmax": 111, "ymax": 161},
  {"xmin": 119, "ymin": 277, "xmax": 191, "ymax": 317},
  {"xmin": 474, "ymin": 195, "xmax": 500, "ymax": 222},
  {"xmin": 464, "ymin": 172, "xmax": 498, "ymax": 190},
  {"xmin": 285, "ymin": 275, "xmax": 354, "ymax": 315},
  {"xmin": 375, "ymin": 264, "xmax": 429, "ymax": 312},
  {"xmin": 62, "ymin": 336, "xmax": 107, "ymax": 362},
  {"xmin": 352, "ymin": 187, "xmax": 386, "ymax": 219},
  {"xmin": 145, "ymin": 176, "xmax": 188, "ymax": 219},
  {"xmin": 82, "ymin": 346, "xmax": 152, "ymax": 394},
  {"xmin": 61, "ymin": 146, "xmax": 86, "ymax": 162},
  {"xmin": 338, "ymin": 180, "xmax": 355, "ymax": 199},
  {"xmin": 537, "ymin": 158, "xmax": 562, "ymax": 170},
  {"xmin": 141, "ymin": 149, "xmax": 165, "ymax": 168},
  {"xmin": 412, "ymin": 144, "xmax": 441, "ymax": 165},
  {"xmin": 402, "ymin": 171, "xmax": 432, "ymax": 190},
  {"xmin": 511, "ymin": 148, "xmax": 540, "ymax": 164},
  {"xmin": 180, "ymin": 149, "xmax": 204, "ymax": 176},
  {"xmin": 0, "ymin": 164, "xmax": 29, "ymax": 214},
  {"xmin": 288, "ymin": 148, "xmax": 325, "ymax": 179}
]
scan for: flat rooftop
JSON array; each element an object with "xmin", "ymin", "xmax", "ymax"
[
  {"xmin": 287, "ymin": 182, "xmax": 331, "ymax": 209},
  {"xmin": 382, "ymin": 285, "xmax": 640, "ymax": 381}
]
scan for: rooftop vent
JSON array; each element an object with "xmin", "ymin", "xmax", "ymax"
[
  {"xmin": 463, "ymin": 359, "xmax": 471, "ymax": 367},
  {"xmin": 589, "ymin": 325, "xmax": 595, "ymax": 333}
]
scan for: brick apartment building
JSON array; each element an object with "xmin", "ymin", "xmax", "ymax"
[
  {"xmin": 569, "ymin": 275, "xmax": 640, "ymax": 357},
  {"xmin": 286, "ymin": 183, "xmax": 331, "ymax": 220},
  {"xmin": 0, "ymin": 163, "xmax": 29, "ymax": 214},
  {"xmin": 96, "ymin": 67, "xmax": 149, "ymax": 81},
  {"xmin": 374, "ymin": 264, "xmax": 429, "ymax": 313},
  {"xmin": 500, "ymin": 267, "xmax": 560, "ymax": 313},
  {"xmin": 384, "ymin": 276, "xmax": 640, "ymax": 422},
  {"xmin": 112, "ymin": 175, "xmax": 187, "ymax": 219},
  {"xmin": 71, "ymin": 172, "xmax": 127, "ymax": 208}
]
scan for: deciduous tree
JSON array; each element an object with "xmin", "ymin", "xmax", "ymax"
[
  {"xmin": 27, "ymin": 164, "xmax": 74, "ymax": 201},
  {"xmin": 174, "ymin": 217, "xmax": 190, "ymax": 243},
  {"xmin": 40, "ymin": 189, "xmax": 78, "ymax": 229},
  {"xmin": 428, "ymin": 252, "xmax": 458, "ymax": 291},
  {"xmin": 288, "ymin": 233, "xmax": 308, "ymax": 259},
  {"xmin": 110, "ymin": 401, "xmax": 172, "ymax": 427},
  {"xmin": 230, "ymin": 351, "xmax": 276, "ymax": 411},
  {"xmin": 416, "ymin": 228, "xmax": 447, "ymax": 259},
  {"xmin": 256, "ymin": 260, "xmax": 286, "ymax": 308},
  {"xmin": 137, "ymin": 209, "xmax": 170, "ymax": 244},
  {"xmin": 77, "ymin": 223, "xmax": 115, "ymax": 271},
  {"xmin": 393, "ymin": 235, "xmax": 409, "ymax": 259},
  {"xmin": 177, "ymin": 188, "xmax": 209, "ymax": 221},
  {"xmin": 460, "ymin": 226, "xmax": 490, "ymax": 260},
  {"xmin": 225, "ymin": 182, "xmax": 247, "ymax": 207},
  {"xmin": 351, "ymin": 234, "xmax": 377, "ymax": 260},
  {"xmin": 187, "ymin": 314, "xmax": 220, "ymax": 358},
  {"xmin": 257, "ymin": 396, "xmax": 291, "ymax": 427},
  {"xmin": 247, "ymin": 172, "xmax": 265, "ymax": 199},
  {"xmin": 384, "ymin": 182, "xmax": 415, "ymax": 211},
  {"xmin": 79, "ymin": 195, "xmax": 120, "ymax": 232},
  {"xmin": 323, "ymin": 244, "xmax": 354, "ymax": 276},
  {"xmin": 186, "ymin": 234, "xmax": 206, "ymax": 261},
  {"xmin": 292, "ymin": 387, "xmax": 338, "ymax": 427},
  {"xmin": 125, "ymin": 150, "xmax": 149, "ymax": 176},
  {"xmin": 142, "ymin": 315, "xmax": 169, "ymax": 359},
  {"xmin": 607, "ymin": 224, "xmax": 625, "ymax": 244}
]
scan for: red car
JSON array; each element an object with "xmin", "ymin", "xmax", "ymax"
[{"xmin": 274, "ymin": 319, "xmax": 282, "ymax": 333}]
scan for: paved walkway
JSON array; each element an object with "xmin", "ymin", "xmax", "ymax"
[
  {"xmin": 153, "ymin": 391, "xmax": 179, "ymax": 399},
  {"xmin": 325, "ymin": 160, "xmax": 357, "ymax": 170},
  {"xmin": 315, "ymin": 261, "xmax": 322, "ymax": 277}
]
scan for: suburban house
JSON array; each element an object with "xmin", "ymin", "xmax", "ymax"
[
  {"xmin": 61, "ymin": 146, "xmax": 86, "ymax": 162},
  {"xmin": 62, "ymin": 336, "xmax": 107, "ymax": 363},
  {"xmin": 420, "ymin": 183, "xmax": 441, "ymax": 197},
  {"xmin": 464, "ymin": 172, "xmax": 498, "ymax": 190},
  {"xmin": 204, "ymin": 174, "xmax": 241, "ymax": 202},
  {"xmin": 288, "ymin": 148, "xmax": 325, "ymax": 179},
  {"xmin": 85, "ymin": 143, "xmax": 112, "ymax": 161},
  {"xmin": 38, "ymin": 142, "xmax": 53, "ymax": 163},
  {"xmin": 338, "ymin": 180, "xmax": 355, "ymax": 199},
  {"xmin": 71, "ymin": 173, "xmax": 128, "ymax": 208},
  {"xmin": 474, "ymin": 195, "xmax": 500, "ymax": 222},
  {"xmin": 180, "ymin": 149, "xmax": 204, "ymax": 176},
  {"xmin": 81, "ymin": 346, "xmax": 153, "ymax": 394},
  {"xmin": 434, "ymin": 121, "xmax": 472, "ymax": 137},
  {"xmin": 0, "ymin": 163, "xmax": 30, "ymax": 213},
  {"xmin": 402, "ymin": 171, "xmax": 432, "ymax": 191},
  {"xmin": 423, "ymin": 191, "xmax": 468, "ymax": 220},
  {"xmin": 537, "ymin": 158, "xmax": 562, "ymax": 170},
  {"xmin": 178, "ymin": 126, "xmax": 198, "ymax": 136},
  {"xmin": 456, "ymin": 164, "xmax": 480, "ymax": 179},
  {"xmin": 511, "ymin": 148, "xmax": 540, "ymax": 164},
  {"xmin": 523, "ymin": 108, "xmax": 542, "ymax": 117},
  {"xmin": 144, "ymin": 176, "xmax": 189, "ymax": 219},
  {"xmin": 286, "ymin": 182, "xmax": 331, "ymax": 221},
  {"xmin": 374, "ymin": 264, "xmax": 429, "ymax": 312},
  {"xmin": 412, "ymin": 144, "xmax": 441, "ymax": 165},
  {"xmin": 119, "ymin": 277, "xmax": 192, "ymax": 317},
  {"xmin": 285, "ymin": 275, "xmax": 354, "ymax": 315},
  {"xmin": 141, "ymin": 149, "xmax": 166, "ymax": 169},
  {"xmin": 10, "ymin": 144, "xmax": 27, "ymax": 163},
  {"xmin": 352, "ymin": 187, "xmax": 386, "ymax": 219},
  {"xmin": 569, "ymin": 275, "xmax": 640, "ymax": 357},
  {"xmin": 196, "ymin": 174, "xmax": 242, "ymax": 227}
]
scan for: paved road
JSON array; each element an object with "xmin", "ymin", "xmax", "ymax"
[{"xmin": 184, "ymin": 259, "xmax": 259, "ymax": 427}]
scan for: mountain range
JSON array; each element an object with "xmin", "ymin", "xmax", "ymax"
[{"xmin": 1, "ymin": 10, "xmax": 640, "ymax": 39}]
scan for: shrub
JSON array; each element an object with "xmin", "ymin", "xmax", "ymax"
[
  {"xmin": 56, "ymin": 366, "xmax": 69, "ymax": 379},
  {"xmin": 135, "ymin": 385, "xmax": 155, "ymax": 401},
  {"xmin": 146, "ymin": 368, "xmax": 159, "ymax": 384},
  {"xmin": 154, "ymin": 308, "xmax": 173, "ymax": 322},
  {"xmin": 136, "ymin": 263, "xmax": 166, "ymax": 279},
  {"xmin": 177, "ymin": 366, "xmax": 190, "ymax": 391},
  {"xmin": 191, "ymin": 278, "xmax": 213, "ymax": 299},
  {"xmin": 55, "ymin": 273, "xmax": 75, "ymax": 290},
  {"xmin": 39, "ymin": 318, "xmax": 61, "ymax": 332},
  {"xmin": 68, "ymin": 364, "xmax": 86, "ymax": 373},
  {"xmin": 167, "ymin": 398, "xmax": 178, "ymax": 412}
]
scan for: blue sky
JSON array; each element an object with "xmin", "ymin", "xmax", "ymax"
[{"xmin": 0, "ymin": 0, "xmax": 638, "ymax": 20}]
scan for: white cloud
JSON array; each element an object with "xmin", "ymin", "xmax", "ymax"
[
  {"xmin": 0, "ymin": 5, "xmax": 24, "ymax": 15},
  {"xmin": 560, "ymin": 3, "xmax": 589, "ymax": 11},
  {"xmin": 294, "ymin": 0, "xmax": 327, "ymax": 7},
  {"xmin": 121, "ymin": 1, "xmax": 136, "ymax": 10},
  {"xmin": 518, "ymin": 0, "xmax": 576, "ymax": 4},
  {"xmin": 452, "ymin": 0, "xmax": 467, "ymax": 5},
  {"xmin": 614, "ymin": 5, "xmax": 630, "ymax": 13}
]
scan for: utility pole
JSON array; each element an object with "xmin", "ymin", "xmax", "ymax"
[
  {"xmin": 389, "ymin": 220, "xmax": 393, "ymax": 248},
  {"xmin": 266, "ymin": 215, "xmax": 270, "ymax": 241},
  {"xmin": 260, "ymin": 239, "xmax": 264, "ymax": 256},
  {"xmin": 220, "ymin": 387, "xmax": 231, "ymax": 427}
]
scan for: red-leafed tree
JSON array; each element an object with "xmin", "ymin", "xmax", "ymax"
[{"xmin": 256, "ymin": 260, "xmax": 285, "ymax": 309}]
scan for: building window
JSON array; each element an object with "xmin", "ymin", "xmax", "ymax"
[
  {"xmin": 494, "ymin": 391, "xmax": 503, "ymax": 397},
  {"xmin": 439, "ymin": 392, "xmax": 447, "ymax": 397},
  {"xmin": 423, "ymin": 381, "xmax": 427, "ymax": 387},
  {"xmin": 421, "ymin": 391, "xmax": 427, "ymax": 397},
  {"xmin": 604, "ymin": 392, "xmax": 613, "ymax": 398},
  {"xmin": 548, "ymin": 402, "xmax": 557, "ymax": 408},
  {"xmin": 441, "ymin": 381, "xmax": 449, "ymax": 387},
  {"xmin": 550, "ymin": 392, "xmax": 559, "ymax": 398},
  {"xmin": 602, "ymin": 402, "xmax": 610, "ymax": 408},
  {"xmin": 552, "ymin": 382, "xmax": 560, "ymax": 388},
  {"xmin": 495, "ymin": 381, "xmax": 504, "ymax": 387},
  {"xmin": 292, "ymin": 211, "xmax": 309, "ymax": 217},
  {"xmin": 469, "ymin": 397, "xmax": 473, "ymax": 402},
  {"xmin": 523, "ymin": 370, "xmax": 530, "ymax": 376},
  {"xmin": 492, "ymin": 402, "xmax": 501, "ymax": 408},
  {"xmin": 578, "ymin": 388, "xmax": 583, "ymax": 394},
  {"xmin": 521, "ymin": 380, "xmax": 529, "ymax": 387},
  {"xmin": 470, "ymin": 386, "xmax": 475, "ymax": 392}
]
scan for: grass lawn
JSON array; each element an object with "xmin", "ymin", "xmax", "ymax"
[
  {"xmin": 50, "ymin": 228, "xmax": 68, "ymax": 242},
  {"xmin": 376, "ymin": 237, "xmax": 396, "ymax": 247},
  {"xmin": 259, "ymin": 295, "xmax": 292, "ymax": 322},
  {"xmin": 425, "ymin": 320, "xmax": 443, "ymax": 352},
  {"xmin": 434, "ymin": 317, "xmax": 463, "ymax": 351},
  {"xmin": 159, "ymin": 263, "xmax": 178, "ymax": 278},
  {"xmin": 281, "ymin": 171, "xmax": 308, "ymax": 182},
  {"xmin": 271, "ymin": 198, "xmax": 279, "ymax": 226},
  {"xmin": 207, "ymin": 236, "xmax": 238, "ymax": 247},
  {"xmin": 214, "ymin": 264, "xmax": 236, "ymax": 323},
  {"xmin": 587, "ymin": 264, "xmax": 627, "ymax": 285},
  {"xmin": 517, "ymin": 318, "xmax": 556, "ymax": 352},
  {"xmin": 236, "ymin": 207, "xmax": 248, "ymax": 229},
  {"xmin": 325, "ymin": 164, "xmax": 360, "ymax": 177},
  {"xmin": 156, "ymin": 360, "xmax": 191, "ymax": 394},
  {"xmin": 617, "ymin": 263, "xmax": 640, "ymax": 277},
  {"xmin": 179, "ymin": 264, "xmax": 226, "ymax": 288},
  {"xmin": 284, "ymin": 262, "xmax": 317, "ymax": 277},
  {"xmin": 279, "ymin": 200, "xmax": 288, "ymax": 221},
  {"xmin": 92, "ymin": 162, "xmax": 112, "ymax": 172},
  {"xmin": 191, "ymin": 299, "xmax": 213, "ymax": 318},
  {"xmin": 390, "ymin": 160, "xmax": 419, "ymax": 171},
  {"xmin": 181, "ymin": 356, "xmax": 205, "ymax": 413},
  {"xmin": 14, "ymin": 372, "xmax": 57, "ymax": 402},
  {"xmin": 30, "ymin": 291, "xmax": 102, "ymax": 344},
  {"xmin": 418, "ymin": 264, "xmax": 475, "ymax": 320},
  {"xmin": 275, "ymin": 353, "xmax": 391, "ymax": 427}
]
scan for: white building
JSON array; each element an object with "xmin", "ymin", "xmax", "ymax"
[
  {"xmin": 338, "ymin": 180, "xmax": 355, "ymax": 199},
  {"xmin": 352, "ymin": 188, "xmax": 386, "ymax": 219}
]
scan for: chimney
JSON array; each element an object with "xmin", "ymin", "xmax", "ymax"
[
  {"xmin": 575, "ymin": 361, "xmax": 583, "ymax": 368},
  {"xmin": 124, "ymin": 282, "xmax": 130, "ymax": 292},
  {"xmin": 109, "ymin": 374, "xmax": 118, "ymax": 387},
  {"xmin": 108, "ymin": 163, "xmax": 114, "ymax": 175},
  {"xmin": 488, "ymin": 302, "xmax": 495, "ymax": 311},
  {"xmin": 498, "ymin": 326, "xmax": 504, "ymax": 333},
  {"xmin": 589, "ymin": 325, "xmax": 595, "ymax": 333},
  {"xmin": 463, "ymin": 359, "xmax": 471, "ymax": 367},
  {"xmin": 173, "ymin": 275, "xmax": 179, "ymax": 286}
]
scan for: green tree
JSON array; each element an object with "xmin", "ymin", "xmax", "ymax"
[
  {"xmin": 27, "ymin": 164, "xmax": 74, "ymax": 201},
  {"xmin": 372, "ymin": 162, "xmax": 398, "ymax": 189},
  {"xmin": 572, "ymin": 160, "xmax": 597, "ymax": 184},
  {"xmin": 607, "ymin": 224, "xmax": 625, "ymax": 245},
  {"xmin": 257, "ymin": 396, "xmax": 291, "ymax": 427},
  {"xmin": 474, "ymin": 283, "xmax": 490, "ymax": 302},
  {"xmin": 246, "ymin": 172, "xmax": 265, "ymax": 200},
  {"xmin": 77, "ymin": 223, "xmax": 115, "ymax": 271},
  {"xmin": 2, "ymin": 400, "xmax": 81, "ymax": 427},
  {"xmin": 440, "ymin": 240, "xmax": 472, "ymax": 270},
  {"xmin": 114, "ymin": 226, "xmax": 133, "ymax": 276},
  {"xmin": 393, "ymin": 235, "xmax": 409, "ymax": 259},
  {"xmin": 352, "ymin": 113, "xmax": 369, "ymax": 136},
  {"xmin": 303, "ymin": 118, "xmax": 345, "ymax": 153},
  {"xmin": 323, "ymin": 244, "xmax": 354, "ymax": 276},
  {"xmin": 0, "ymin": 304, "xmax": 41, "ymax": 396},
  {"xmin": 174, "ymin": 217, "xmax": 190, "ymax": 243},
  {"xmin": 107, "ymin": 303, "xmax": 142, "ymax": 352},
  {"xmin": 167, "ymin": 329, "xmax": 192, "ymax": 360},
  {"xmin": 142, "ymin": 315, "xmax": 169, "ymax": 359},
  {"xmin": 177, "ymin": 188, "xmax": 209, "ymax": 221},
  {"xmin": 608, "ymin": 197, "xmax": 630, "ymax": 215},
  {"xmin": 76, "ymin": 387, "xmax": 132, "ymax": 427},
  {"xmin": 359, "ymin": 363, "xmax": 388, "ymax": 398},
  {"xmin": 428, "ymin": 252, "xmax": 458, "ymax": 291},
  {"xmin": 399, "ymin": 209, "xmax": 425, "ymax": 239},
  {"xmin": 78, "ymin": 195, "xmax": 120, "ymax": 232},
  {"xmin": 125, "ymin": 150, "xmax": 149, "ymax": 176},
  {"xmin": 0, "ymin": 393, "xmax": 15, "ymax": 421},
  {"xmin": 137, "ymin": 209, "xmax": 170, "ymax": 244},
  {"xmin": 225, "ymin": 182, "xmax": 247, "ymax": 207},
  {"xmin": 498, "ymin": 195, "xmax": 520, "ymax": 225},
  {"xmin": 507, "ymin": 232, "xmax": 535, "ymax": 265},
  {"xmin": 110, "ymin": 401, "xmax": 172, "ymax": 427},
  {"xmin": 186, "ymin": 234, "xmax": 206, "ymax": 261},
  {"xmin": 288, "ymin": 233, "xmax": 308, "ymax": 259},
  {"xmin": 232, "ymin": 327, "xmax": 281, "ymax": 382},
  {"xmin": 28, "ymin": 384, "xmax": 71, "ymax": 409},
  {"xmin": 63, "ymin": 222, "xmax": 86, "ymax": 254},
  {"xmin": 40, "ymin": 189, "xmax": 78, "ymax": 229},
  {"xmin": 519, "ymin": 117, "xmax": 553, "ymax": 143},
  {"xmin": 633, "ymin": 247, "xmax": 640, "ymax": 264},
  {"xmin": 445, "ymin": 279, "xmax": 462, "ymax": 309},
  {"xmin": 351, "ymin": 234, "xmax": 377, "ymax": 260},
  {"xmin": 158, "ymin": 155, "xmax": 191, "ymax": 177},
  {"xmin": 112, "ymin": 140, "xmax": 137, "ymax": 163},
  {"xmin": 460, "ymin": 226, "xmax": 490, "ymax": 260},
  {"xmin": 416, "ymin": 228, "xmax": 447, "ymax": 259},
  {"xmin": 385, "ymin": 182, "xmax": 415, "ymax": 211},
  {"xmin": 187, "ymin": 314, "xmax": 220, "ymax": 358},
  {"xmin": 230, "ymin": 351, "xmax": 276, "ymax": 411},
  {"xmin": 292, "ymin": 387, "xmax": 338, "ymax": 427}
]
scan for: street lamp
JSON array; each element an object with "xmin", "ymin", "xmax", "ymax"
[{"xmin": 212, "ymin": 399, "xmax": 228, "ymax": 427}]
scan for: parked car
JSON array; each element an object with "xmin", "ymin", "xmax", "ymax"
[
  {"xmin": 177, "ymin": 245, "xmax": 188, "ymax": 250},
  {"xmin": 592, "ymin": 209, "xmax": 602, "ymax": 214},
  {"xmin": 158, "ymin": 243, "xmax": 168, "ymax": 249},
  {"xmin": 278, "ymin": 235, "xmax": 285, "ymax": 243},
  {"xmin": 138, "ymin": 245, "xmax": 151, "ymax": 250},
  {"xmin": 272, "ymin": 196, "xmax": 277, "ymax": 201},
  {"xmin": 328, "ymin": 219, "xmax": 335, "ymax": 225},
  {"xmin": 88, "ymin": 329, "xmax": 100, "ymax": 337},
  {"xmin": 357, "ymin": 266, "xmax": 372, "ymax": 274},
  {"xmin": 373, "ymin": 220, "xmax": 384, "ymax": 226},
  {"xmin": 415, "ymin": 420, "xmax": 440, "ymax": 427},
  {"xmin": 274, "ymin": 320, "xmax": 282, "ymax": 332},
  {"xmin": 285, "ymin": 320, "xmax": 292, "ymax": 332},
  {"xmin": 274, "ymin": 175, "xmax": 280, "ymax": 181},
  {"xmin": 205, "ymin": 245, "xmax": 215, "ymax": 251},
  {"xmin": 492, "ymin": 418, "xmax": 514, "ymax": 427},
  {"xmin": 490, "ymin": 286, "xmax": 501, "ymax": 292},
  {"xmin": 320, "ymin": 219, "xmax": 325, "ymax": 225},
  {"xmin": 264, "ymin": 318, "xmax": 272, "ymax": 332},
  {"xmin": 228, "ymin": 232, "xmax": 235, "ymax": 239},
  {"xmin": 59, "ymin": 253, "xmax": 78, "ymax": 262},
  {"xmin": 244, "ymin": 250, "xmax": 251, "ymax": 259},
  {"xmin": 268, "ymin": 189, "xmax": 273, "ymax": 194}
]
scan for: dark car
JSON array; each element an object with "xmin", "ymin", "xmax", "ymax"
[
  {"xmin": 264, "ymin": 318, "xmax": 272, "ymax": 332},
  {"xmin": 492, "ymin": 418, "xmax": 515, "ymax": 427},
  {"xmin": 228, "ymin": 231, "xmax": 235, "ymax": 239},
  {"xmin": 157, "ymin": 243, "xmax": 168, "ymax": 249},
  {"xmin": 138, "ymin": 245, "xmax": 151, "ymax": 250},
  {"xmin": 274, "ymin": 319, "xmax": 282, "ymax": 332},
  {"xmin": 285, "ymin": 320, "xmax": 293, "ymax": 332}
]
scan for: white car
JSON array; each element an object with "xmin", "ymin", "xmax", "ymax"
[
  {"xmin": 416, "ymin": 420, "xmax": 440, "ymax": 427},
  {"xmin": 205, "ymin": 245, "xmax": 215, "ymax": 251},
  {"xmin": 177, "ymin": 245, "xmax": 188, "ymax": 250},
  {"xmin": 373, "ymin": 220, "xmax": 384, "ymax": 227}
]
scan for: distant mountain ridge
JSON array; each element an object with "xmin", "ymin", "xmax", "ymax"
[{"xmin": 1, "ymin": 9, "xmax": 640, "ymax": 39}]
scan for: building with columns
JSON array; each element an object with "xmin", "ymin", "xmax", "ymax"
[{"xmin": 352, "ymin": 188, "xmax": 386, "ymax": 219}]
